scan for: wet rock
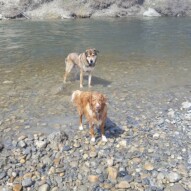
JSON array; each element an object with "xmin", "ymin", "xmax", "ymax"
[
  {"xmin": 62, "ymin": 145, "xmax": 72, "ymax": 151},
  {"xmin": 22, "ymin": 178, "xmax": 33, "ymax": 187},
  {"xmin": 116, "ymin": 181, "xmax": 130, "ymax": 189},
  {"xmin": 50, "ymin": 188, "xmax": 59, "ymax": 191},
  {"xmin": 38, "ymin": 184, "xmax": 50, "ymax": 191},
  {"xmin": 89, "ymin": 151, "xmax": 98, "ymax": 158},
  {"xmin": 144, "ymin": 162, "xmax": 154, "ymax": 171},
  {"xmin": 13, "ymin": 184, "xmax": 22, "ymax": 191},
  {"xmin": 181, "ymin": 101, "xmax": 191, "ymax": 109},
  {"xmin": 153, "ymin": 133, "xmax": 160, "ymax": 140},
  {"xmin": 166, "ymin": 172, "xmax": 181, "ymax": 183},
  {"xmin": 88, "ymin": 175, "xmax": 99, "ymax": 183},
  {"xmin": 35, "ymin": 140, "xmax": 47, "ymax": 149},
  {"xmin": 118, "ymin": 171, "xmax": 128, "ymax": 177},
  {"xmin": 108, "ymin": 167, "xmax": 118, "ymax": 181},
  {"xmin": 2, "ymin": 80, "xmax": 14, "ymax": 84},
  {"xmin": 0, "ymin": 172, "xmax": 6, "ymax": 180},
  {"xmin": 47, "ymin": 131, "xmax": 68, "ymax": 150},
  {"xmin": 18, "ymin": 140, "xmax": 26, "ymax": 148},
  {"xmin": 168, "ymin": 184, "xmax": 185, "ymax": 191},
  {"xmin": 107, "ymin": 157, "xmax": 114, "ymax": 167},
  {"xmin": 119, "ymin": 139, "xmax": 127, "ymax": 147}
]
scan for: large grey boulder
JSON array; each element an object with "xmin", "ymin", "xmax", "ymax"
[
  {"xmin": 144, "ymin": 0, "xmax": 191, "ymax": 16},
  {"xmin": 143, "ymin": 7, "xmax": 161, "ymax": 17}
]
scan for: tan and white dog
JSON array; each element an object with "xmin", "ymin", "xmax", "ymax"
[
  {"xmin": 71, "ymin": 90, "xmax": 107, "ymax": 142},
  {"xmin": 63, "ymin": 48, "xmax": 99, "ymax": 88}
]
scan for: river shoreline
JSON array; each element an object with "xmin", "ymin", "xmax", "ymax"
[
  {"xmin": 0, "ymin": 18, "xmax": 191, "ymax": 190},
  {"xmin": 0, "ymin": 59, "xmax": 191, "ymax": 190},
  {"xmin": 0, "ymin": 0, "xmax": 191, "ymax": 20}
]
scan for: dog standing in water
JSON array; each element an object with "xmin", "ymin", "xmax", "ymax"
[{"xmin": 64, "ymin": 48, "xmax": 99, "ymax": 88}]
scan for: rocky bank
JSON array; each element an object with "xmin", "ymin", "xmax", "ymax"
[
  {"xmin": 0, "ymin": 98, "xmax": 191, "ymax": 190},
  {"xmin": 0, "ymin": 0, "xmax": 191, "ymax": 20}
]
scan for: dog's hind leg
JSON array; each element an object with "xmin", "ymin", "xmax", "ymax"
[
  {"xmin": 63, "ymin": 59, "xmax": 74, "ymax": 83},
  {"xmin": 80, "ymin": 70, "xmax": 84, "ymax": 88},
  {"xmin": 88, "ymin": 73, "xmax": 92, "ymax": 88}
]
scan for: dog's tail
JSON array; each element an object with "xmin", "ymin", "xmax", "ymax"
[{"xmin": 71, "ymin": 90, "xmax": 82, "ymax": 104}]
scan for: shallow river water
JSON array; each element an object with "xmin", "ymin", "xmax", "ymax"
[{"xmin": 0, "ymin": 17, "xmax": 191, "ymax": 138}]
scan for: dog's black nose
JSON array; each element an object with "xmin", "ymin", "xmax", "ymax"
[{"xmin": 90, "ymin": 60, "xmax": 93, "ymax": 64}]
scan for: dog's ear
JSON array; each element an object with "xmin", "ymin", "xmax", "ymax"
[
  {"xmin": 85, "ymin": 49, "xmax": 89, "ymax": 57},
  {"xmin": 93, "ymin": 48, "xmax": 99, "ymax": 55},
  {"xmin": 101, "ymin": 95, "xmax": 107, "ymax": 103}
]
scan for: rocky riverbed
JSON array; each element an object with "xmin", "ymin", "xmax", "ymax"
[
  {"xmin": 0, "ymin": 58, "xmax": 191, "ymax": 190},
  {"xmin": 0, "ymin": 98, "xmax": 191, "ymax": 191},
  {"xmin": 0, "ymin": 0, "xmax": 191, "ymax": 20}
]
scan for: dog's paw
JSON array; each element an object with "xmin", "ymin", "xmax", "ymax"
[
  {"xmin": 88, "ymin": 85, "xmax": 92, "ymax": 88},
  {"xmin": 79, "ymin": 125, "xmax": 83, "ymax": 131},
  {"xmin": 80, "ymin": 85, "xmax": 83, "ymax": 88},
  {"xmin": 91, "ymin": 137, "xmax": 96, "ymax": 142},
  {"xmin": 102, "ymin": 135, "xmax": 107, "ymax": 142}
]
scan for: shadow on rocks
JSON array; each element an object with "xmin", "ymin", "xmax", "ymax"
[
  {"xmin": 103, "ymin": 118, "xmax": 124, "ymax": 139},
  {"xmin": 84, "ymin": 76, "xmax": 111, "ymax": 87}
]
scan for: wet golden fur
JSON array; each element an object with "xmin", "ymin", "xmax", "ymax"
[{"xmin": 71, "ymin": 90, "xmax": 107, "ymax": 142}]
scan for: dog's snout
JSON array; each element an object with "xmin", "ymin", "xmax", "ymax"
[{"xmin": 96, "ymin": 103, "xmax": 101, "ymax": 110}]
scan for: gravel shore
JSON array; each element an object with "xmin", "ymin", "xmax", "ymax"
[
  {"xmin": 0, "ymin": 49, "xmax": 191, "ymax": 190},
  {"xmin": 0, "ymin": 80, "xmax": 191, "ymax": 190}
]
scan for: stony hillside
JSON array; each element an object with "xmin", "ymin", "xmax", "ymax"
[{"xmin": 0, "ymin": 0, "xmax": 191, "ymax": 19}]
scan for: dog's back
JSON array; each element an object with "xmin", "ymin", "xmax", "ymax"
[{"xmin": 71, "ymin": 90, "xmax": 91, "ymax": 113}]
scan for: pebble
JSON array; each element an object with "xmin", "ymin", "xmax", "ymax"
[
  {"xmin": 107, "ymin": 158, "xmax": 114, "ymax": 167},
  {"xmin": 181, "ymin": 101, "xmax": 191, "ymax": 109},
  {"xmin": 144, "ymin": 162, "xmax": 154, "ymax": 171},
  {"xmin": 168, "ymin": 184, "xmax": 185, "ymax": 191},
  {"xmin": 88, "ymin": 175, "xmax": 99, "ymax": 183},
  {"xmin": 119, "ymin": 139, "xmax": 127, "ymax": 147},
  {"xmin": 13, "ymin": 184, "xmax": 22, "ymax": 191},
  {"xmin": 3, "ymin": 80, "xmax": 14, "ymax": 84},
  {"xmin": 107, "ymin": 167, "xmax": 118, "ymax": 181},
  {"xmin": 38, "ymin": 184, "xmax": 50, "ymax": 191},
  {"xmin": 116, "ymin": 181, "xmax": 130, "ymax": 189},
  {"xmin": 35, "ymin": 140, "xmax": 47, "ymax": 149},
  {"xmin": 89, "ymin": 151, "xmax": 98, "ymax": 158},
  {"xmin": 153, "ymin": 133, "xmax": 160, "ymax": 140},
  {"xmin": 0, "ymin": 172, "xmax": 6, "ymax": 180},
  {"xmin": 22, "ymin": 178, "xmax": 33, "ymax": 187},
  {"xmin": 166, "ymin": 172, "xmax": 181, "ymax": 183}
]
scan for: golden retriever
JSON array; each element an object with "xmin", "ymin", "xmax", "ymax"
[{"xmin": 71, "ymin": 90, "xmax": 107, "ymax": 142}]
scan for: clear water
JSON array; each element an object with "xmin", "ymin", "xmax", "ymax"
[{"xmin": 0, "ymin": 17, "xmax": 191, "ymax": 136}]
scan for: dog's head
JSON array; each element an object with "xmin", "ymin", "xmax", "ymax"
[
  {"xmin": 90, "ymin": 92, "xmax": 107, "ymax": 113},
  {"xmin": 85, "ymin": 48, "xmax": 99, "ymax": 67}
]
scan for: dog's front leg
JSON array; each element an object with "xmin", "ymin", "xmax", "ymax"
[
  {"xmin": 90, "ymin": 123, "xmax": 95, "ymax": 142},
  {"xmin": 79, "ymin": 114, "xmax": 83, "ymax": 130},
  {"xmin": 80, "ymin": 70, "xmax": 83, "ymax": 88},
  {"xmin": 100, "ymin": 121, "xmax": 107, "ymax": 142},
  {"xmin": 88, "ymin": 73, "xmax": 92, "ymax": 88}
]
